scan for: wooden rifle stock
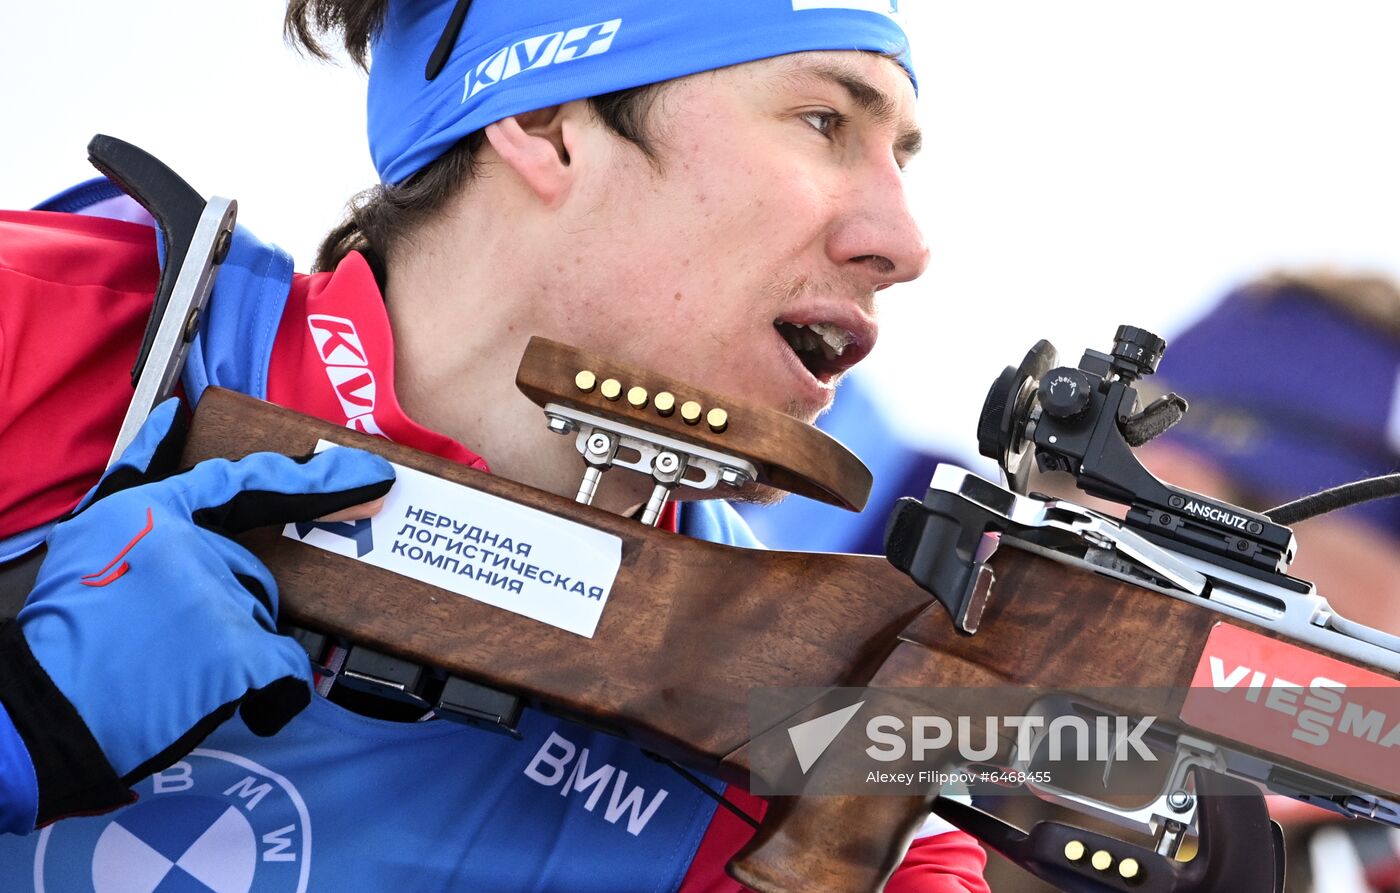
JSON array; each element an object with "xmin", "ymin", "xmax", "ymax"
[
  {"xmin": 185, "ymin": 388, "xmax": 1398, "ymax": 893},
  {"xmin": 182, "ymin": 388, "xmax": 931, "ymax": 781}
]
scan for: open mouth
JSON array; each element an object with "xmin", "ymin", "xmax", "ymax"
[{"xmin": 774, "ymin": 320, "xmax": 860, "ymax": 383}]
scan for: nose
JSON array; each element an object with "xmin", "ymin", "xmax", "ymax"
[{"xmin": 827, "ymin": 158, "xmax": 930, "ymax": 287}]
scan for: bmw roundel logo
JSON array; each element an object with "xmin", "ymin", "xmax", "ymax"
[{"xmin": 33, "ymin": 749, "xmax": 311, "ymax": 893}]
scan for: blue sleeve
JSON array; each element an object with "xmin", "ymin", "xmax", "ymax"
[
  {"xmin": 0, "ymin": 700, "xmax": 38, "ymax": 835},
  {"xmin": 181, "ymin": 224, "xmax": 295, "ymax": 405},
  {"xmin": 677, "ymin": 500, "xmax": 766, "ymax": 549}
]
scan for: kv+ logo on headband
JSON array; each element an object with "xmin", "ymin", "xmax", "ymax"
[{"xmin": 464, "ymin": 19, "xmax": 622, "ymax": 102}]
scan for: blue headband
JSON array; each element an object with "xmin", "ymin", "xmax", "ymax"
[{"xmin": 367, "ymin": 0, "xmax": 914, "ymax": 185}]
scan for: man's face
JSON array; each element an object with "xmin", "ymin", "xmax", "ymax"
[{"xmin": 543, "ymin": 50, "xmax": 927, "ymax": 423}]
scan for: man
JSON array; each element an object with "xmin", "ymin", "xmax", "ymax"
[{"xmin": 0, "ymin": 1, "xmax": 989, "ymax": 890}]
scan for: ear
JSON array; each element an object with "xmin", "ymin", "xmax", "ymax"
[{"xmin": 485, "ymin": 105, "xmax": 578, "ymax": 207}]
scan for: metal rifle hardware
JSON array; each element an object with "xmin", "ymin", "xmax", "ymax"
[
  {"xmin": 885, "ymin": 465, "xmax": 1399, "ymax": 863},
  {"xmin": 886, "ymin": 325, "xmax": 1400, "ymax": 890},
  {"xmin": 890, "ymin": 465, "xmax": 1400, "ymax": 672},
  {"xmin": 887, "ymin": 466, "xmax": 1207, "ymax": 636},
  {"xmin": 546, "ymin": 404, "xmax": 754, "ymax": 525},
  {"xmin": 85, "ymin": 135, "xmax": 238, "ymax": 463},
  {"xmin": 515, "ymin": 337, "xmax": 873, "ymax": 524},
  {"xmin": 933, "ymin": 767, "xmax": 1284, "ymax": 893},
  {"xmin": 976, "ymin": 326, "xmax": 1296, "ymax": 577}
]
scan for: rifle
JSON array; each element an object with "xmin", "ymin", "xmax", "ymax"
[{"xmin": 177, "ymin": 329, "xmax": 1400, "ymax": 893}]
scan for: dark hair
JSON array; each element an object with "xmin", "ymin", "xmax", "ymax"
[{"xmin": 284, "ymin": 0, "xmax": 665, "ymax": 278}]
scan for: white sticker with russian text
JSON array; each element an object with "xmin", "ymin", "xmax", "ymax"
[{"xmin": 283, "ymin": 441, "xmax": 622, "ymax": 637}]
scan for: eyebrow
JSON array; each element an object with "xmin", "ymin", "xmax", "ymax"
[{"xmin": 781, "ymin": 60, "xmax": 924, "ymax": 158}]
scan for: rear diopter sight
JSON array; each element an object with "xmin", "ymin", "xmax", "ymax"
[{"xmin": 977, "ymin": 339, "xmax": 1057, "ymax": 494}]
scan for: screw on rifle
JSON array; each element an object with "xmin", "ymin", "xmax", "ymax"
[
  {"xmin": 640, "ymin": 451, "xmax": 686, "ymax": 526},
  {"xmin": 1158, "ymin": 512, "xmax": 1173, "ymax": 527},
  {"xmin": 719, "ymin": 466, "xmax": 750, "ymax": 487},
  {"xmin": 1247, "ymin": 520, "xmax": 1264, "ymax": 535},
  {"xmin": 547, "ymin": 416, "xmax": 574, "ymax": 435},
  {"xmin": 655, "ymin": 451, "xmax": 681, "ymax": 476},
  {"xmin": 1235, "ymin": 539, "xmax": 1250, "ymax": 552},
  {"xmin": 1167, "ymin": 790, "xmax": 1192, "ymax": 812},
  {"xmin": 586, "ymin": 432, "xmax": 612, "ymax": 457},
  {"xmin": 213, "ymin": 227, "xmax": 233, "ymax": 263},
  {"xmin": 182, "ymin": 308, "xmax": 202, "ymax": 341},
  {"xmin": 1168, "ymin": 495, "xmax": 1185, "ymax": 509}
]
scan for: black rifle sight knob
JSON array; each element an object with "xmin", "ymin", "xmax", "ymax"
[
  {"xmin": 1039, "ymin": 367, "xmax": 1093, "ymax": 420},
  {"xmin": 1111, "ymin": 325, "xmax": 1167, "ymax": 378}
]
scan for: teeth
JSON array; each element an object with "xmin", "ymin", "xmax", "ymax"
[
  {"xmin": 805, "ymin": 322, "xmax": 855, "ymax": 359},
  {"xmin": 776, "ymin": 321, "xmax": 857, "ymax": 363}
]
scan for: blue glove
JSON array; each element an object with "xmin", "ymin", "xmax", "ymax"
[{"xmin": 0, "ymin": 399, "xmax": 394, "ymax": 831}]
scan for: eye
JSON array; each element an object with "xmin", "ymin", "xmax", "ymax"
[{"xmin": 800, "ymin": 109, "xmax": 847, "ymax": 139}]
